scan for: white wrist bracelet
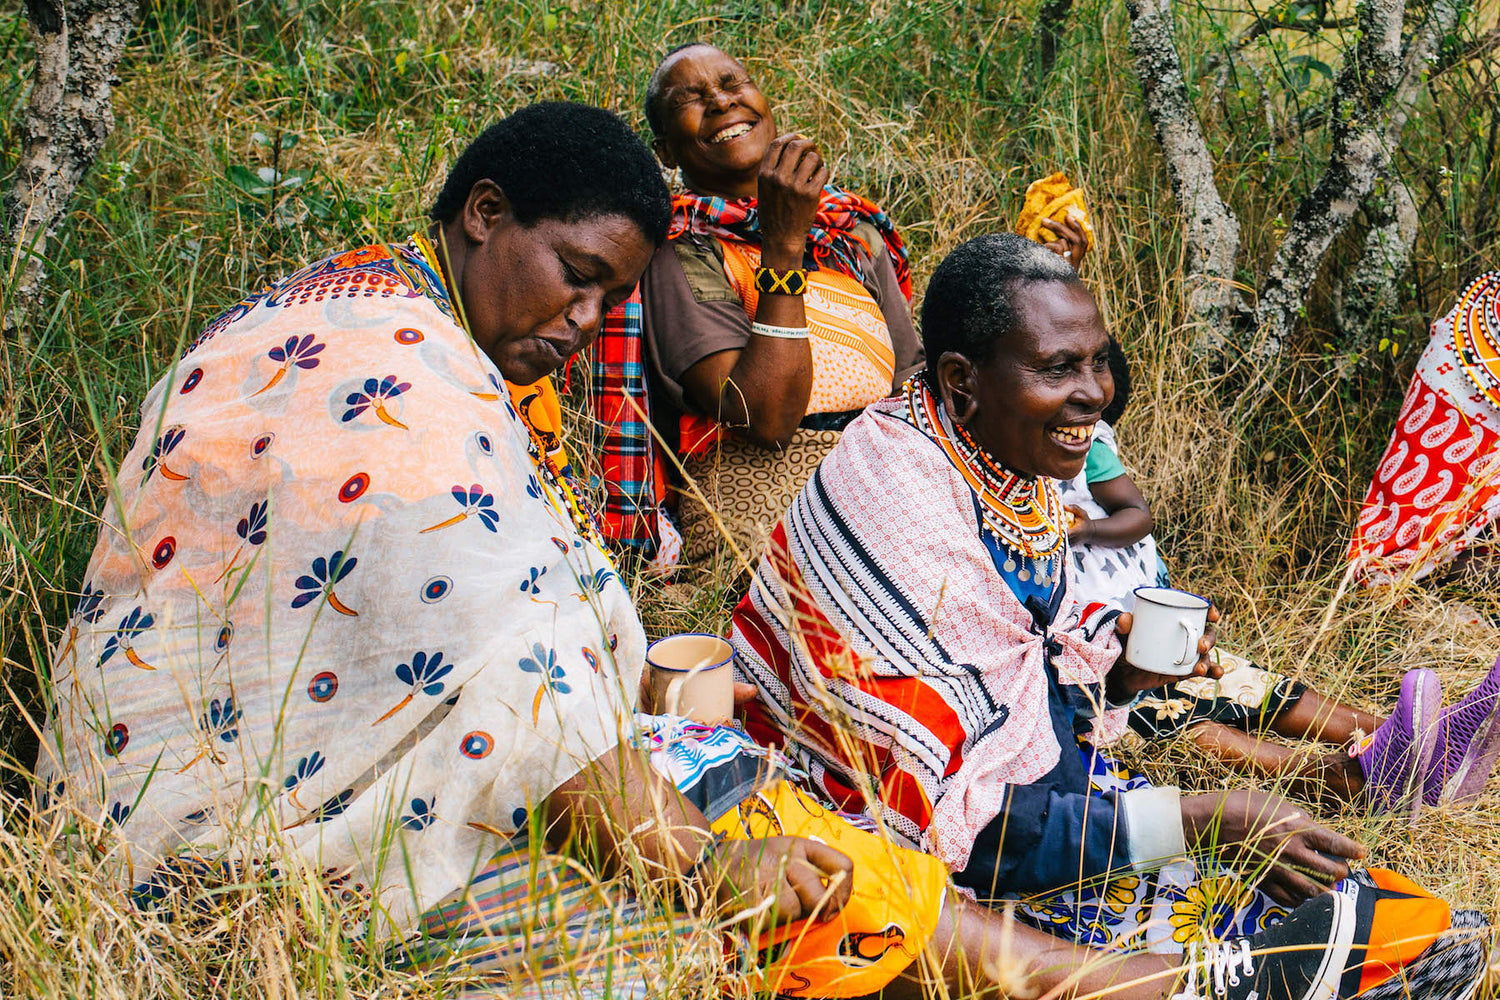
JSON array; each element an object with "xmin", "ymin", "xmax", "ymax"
[{"xmin": 750, "ymin": 321, "xmax": 811, "ymax": 340}]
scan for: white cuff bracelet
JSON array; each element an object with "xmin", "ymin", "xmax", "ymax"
[{"xmin": 750, "ymin": 321, "xmax": 811, "ymax": 340}]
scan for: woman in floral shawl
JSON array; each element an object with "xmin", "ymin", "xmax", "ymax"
[{"xmin": 35, "ymin": 102, "xmax": 836, "ymax": 997}]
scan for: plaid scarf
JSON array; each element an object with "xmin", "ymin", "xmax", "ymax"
[
  {"xmin": 669, "ymin": 183, "xmax": 912, "ymax": 298},
  {"xmin": 589, "ymin": 185, "xmax": 910, "ymax": 554}
]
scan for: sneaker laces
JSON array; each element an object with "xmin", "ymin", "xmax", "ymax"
[{"xmin": 1171, "ymin": 939, "xmax": 1255, "ymax": 999}]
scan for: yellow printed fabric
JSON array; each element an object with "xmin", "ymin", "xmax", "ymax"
[
  {"xmin": 719, "ymin": 239, "xmax": 896, "ymax": 416},
  {"xmin": 711, "ymin": 781, "xmax": 948, "ymax": 998},
  {"xmin": 1015, "ymin": 171, "xmax": 1095, "ymax": 251}
]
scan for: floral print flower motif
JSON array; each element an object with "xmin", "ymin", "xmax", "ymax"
[
  {"xmin": 1168, "ymin": 875, "xmax": 1253, "ymax": 944},
  {"xmin": 460, "ymin": 731, "xmax": 493, "ymax": 760},
  {"xmin": 308, "ymin": 671, "xmax": 338, "ymax": 703},
  {"xmin": 419, "ymin": 484, "xmax": 498, "ymax": 534},
  {"xmin": 313, "ymin": 789, "xmax": 353, "ymax": 823},
  {"xmin": 401, "ymin": 796, "xmax": 436, "ymax": 831},
  {"xmin": 342, "ymin": 374, "xmax": 411, "ymax": 429},
  {"xmin": 373, "ymin": 651, "xmax": 452, "ymax": 724},
  {"xmin": 57, "ymin": 582, "xmax": 108, "ymax": 662},
  {"xmin": 142, "ymin": 426, "xmax": 189, "ymax": 483},
  {"xmin": 218, "ymin": 500, "xmax": 269, "ymax": 582},
  {"xmin": 519, "ymin": 566, "xmax": 547, "ymax": 594},
  {"xmin": 290, "ymin": 550, "xmax": 358, "ymax": 615},
  {"xmin": 1101, "ymin": 875, "xmax": 1142, "ymax": 916},
  {"xmin": 99, "ymin": 606, "xmax": 155, "ymax": 670},
  {"xmin": 108, "ymin": 801, "xmax": 132, "ymax": 826},
  {"xmin": 518, "ymin": 642, "xmax": 570, "ymax": 724},
  {"xmin": 177, "ymin": 696, "xmax": 243, "ymax": 772},
  {"xmin": 252, "ymin": 333, "xmax": 325, "ymax": 396},
  {"xmin": 573, "ymin": 567, "xmax": 616, "ymax": 601},
  {"xmin": 338, "ymin": 472, "xmax": 370, "ymax": 503},
  {"xmin": 470, "ymin": 373, "xmax": 504, "ymax": 402},
  {"xmin": 525, "ymin": 475, "xmax": 543, "ymax": 500},
  {"xmin": 105, "ymin": 722, "xmax": 129, "ymax": 757},
  {"xmin": 200, "ymin": 697, "xmax": 242, "ymax": 743},
  {"xmin": 283, "ymin": 751, "xmax": 327, "ymax": 809},
  {"xmin": 1139, "ymin": 695, "xmax": 1192, "ymax": 724},
  {"xmin": 582, "ymin": 648, "xmax": 600, "ymax": 673},
  {"xmin": 551, "ymin": 537, "xmax": 569, "ymax": 554},
  {"xmin": 419, "ymin": 576, "xmax": 451, "ymax": 604}
]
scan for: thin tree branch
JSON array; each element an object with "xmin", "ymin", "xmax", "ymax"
[
  {"xmin": 1127, "ymin": 0, "xmax": 1249, "ymax": 350},
  {"xmin": 1253, "ymin": 0, "xmax": 1470, "ymax": 357}
]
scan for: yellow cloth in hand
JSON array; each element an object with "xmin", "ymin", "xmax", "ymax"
[
  {"xmin": 711, "ymin": 781, "xmax": 949, "ymax": 999},
  {"xmin": 1015, "ymin": 171, "xmax": 1095, "ymax": 250}
]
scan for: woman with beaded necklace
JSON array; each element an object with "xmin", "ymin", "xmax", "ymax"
[{"xmin": 731, "ymin": 233, "xmax": 1494, "ymax": 999}]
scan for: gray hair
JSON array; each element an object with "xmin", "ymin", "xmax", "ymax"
[{"xmin": 920, "ymin": 232, "xmax": 1080, "ymax": 367}]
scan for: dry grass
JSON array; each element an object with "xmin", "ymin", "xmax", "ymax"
[{"xmin": 2, "ymin": 0, "xmax": 1499, "ymax": 996}]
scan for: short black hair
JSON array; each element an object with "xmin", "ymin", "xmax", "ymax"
[
  {"xmin": 643, "ymin": 41, "xmax": 717, "ymax": 137},
  {"xmin": 429, "ymin": 102, "xmax": 670, "ymax": 245},
  {"xmin": 1102, "ymin": 336, "xmax": 1131, "ymax": 425},
  {"xmin": 920, "ymin": 232, "xmax": 1080, "ymax": 371}
]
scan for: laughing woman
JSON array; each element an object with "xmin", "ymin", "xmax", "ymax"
[
  {"xmin": 732, "ymin": 233, "xmax": 1495, "ymax": 1000},
  {"xmin": 591, "ymin": 42, "xmax": 1090, "ymax": 567}
]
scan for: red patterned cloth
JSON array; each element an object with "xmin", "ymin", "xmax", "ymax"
[
  {"xmin": 668, "ymin": 183, "xmax": 913, "ymax": 300},
  {"xmin": 1350, "ymin": 272, "xmax": 1500, "ymax": 583}
]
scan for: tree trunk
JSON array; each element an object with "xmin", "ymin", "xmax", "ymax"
[
  {"xmin": 1334, "ymin": 175, "xmax": 1419, "ymax": 349},
  {"xmin": 2, "ymin": 0, "xmax": 141, "ymax": 340},
  {"xmin": 1125, "ymin": 0, "xmax": 1247, "ymax": 351},
  {"xmin": 1253, "ymin": 0, "xmax": 1470, "ymax": 357},
  {"xmin": 1033, "ymin": 0, "xmax": 1074, "ymax": 77}
]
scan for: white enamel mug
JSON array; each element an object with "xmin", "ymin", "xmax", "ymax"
[
  {"xmin": 645, "ymin": 633, "xmax": 735, "ymax": 724},
  {"xmin": 1124, "ymin": 586, "xmax": 1210, "ymax": 676}
]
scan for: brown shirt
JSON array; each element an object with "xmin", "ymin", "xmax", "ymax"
[{"xmin": 640, "ymin": 222, "xmax": 924, "ymax": 417}]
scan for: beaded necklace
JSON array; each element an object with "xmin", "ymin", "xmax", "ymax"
[
  {"xmin": 410, "ymin": 230, "xmax": 605, "ymax": 548},
  {"xmin": 906, "ymin": 378, "xmax": 1067, "ymax": 564},
  {"xmin": 1452, "ymin": 271, "xmax": 1500, "ymax": 411}
]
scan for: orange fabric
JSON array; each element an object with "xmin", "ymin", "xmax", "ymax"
[
  {"xmin": 1356, "ymin": 867, "xmax": 1454, "ymax": 994},
  {"xmin": 719, "ymin": 239, "xmax": 896, "ymax": 415},
  {"xmin": 711, "ymin": 781, "xmax": 948, "ymax": 998}
]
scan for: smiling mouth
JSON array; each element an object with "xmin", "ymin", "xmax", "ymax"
[
  {"xmin": 1049, "ymin": 423, "xmax": 1096, "ymax": 447},
  {"xmin": 710, "ymin": 121, "xmax": 755, "ymax": 144}
]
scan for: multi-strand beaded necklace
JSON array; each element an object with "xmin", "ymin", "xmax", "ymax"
[{"xmin": 906, "ymin": 378, "xmax": 1067, "ymax": 586}]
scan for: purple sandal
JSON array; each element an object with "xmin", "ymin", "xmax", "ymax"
[
  {"xmin": 1355, "ymin": 668, "xmax": 1442, "ymax": 817},
  {"xmin": 1424, "ymin": 651, "xmax": 1500, "ymax": 805}
]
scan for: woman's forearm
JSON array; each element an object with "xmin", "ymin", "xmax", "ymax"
[
  {"xmin": 542, "ymin": 741, "xmax": 713, "ymax": 880},
  {"xmin": 703, "ymin": 240, "xmax": 813, "ymax": 448}
]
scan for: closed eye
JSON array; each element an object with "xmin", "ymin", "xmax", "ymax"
[{"xmin": 558, "ymin": 254, "xmax": 590, "ymax": 288}]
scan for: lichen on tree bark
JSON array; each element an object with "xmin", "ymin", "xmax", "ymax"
[
  {"xmin": 1126, "ymin": 0, "xmax": 1247, "ymax": 351},
  {"xmin": 2, "ymin": 0, "xmax": 141, "ymax": 339},
  {"xmin": 1253, "ymin": 0, "xmax": 1470, "ymax": 357}
]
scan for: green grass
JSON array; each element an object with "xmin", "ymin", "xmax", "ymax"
[{"xmin": 2, "ymin": 0, "xmax": 1499, "ymax": 996}]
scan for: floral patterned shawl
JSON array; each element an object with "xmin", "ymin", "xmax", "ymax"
[{"xmin": 37, "ymin": 237, "xmax": 643, "ymax": 936}]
